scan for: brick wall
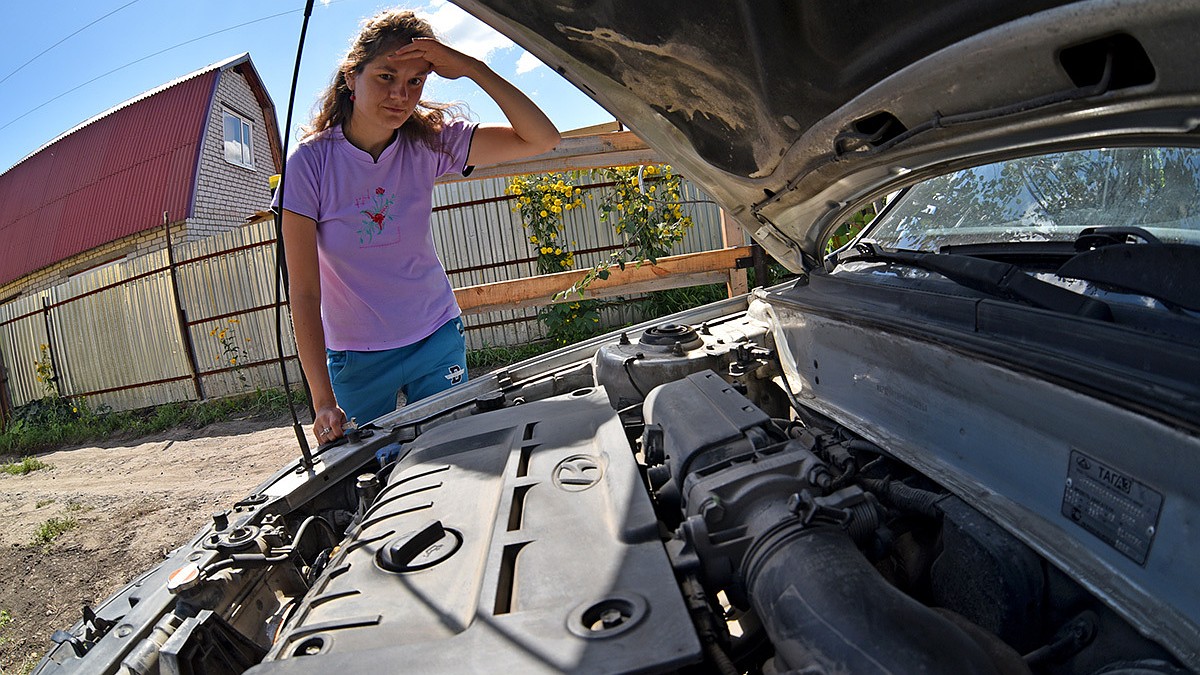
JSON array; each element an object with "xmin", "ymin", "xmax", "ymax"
[
  {"xmin": 2, "ymin": 67, "xmax": 279, "ymax": 299},
  {"xmin": 188, "ymin": 68, "xmax": 277, "ymax": 242},
  {"xmin": 0, "ymin": 226, "xmax": 181, "ymax": 298}
]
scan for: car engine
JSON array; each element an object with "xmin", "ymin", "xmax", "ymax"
[{"xmin": 37, "ymin": 292, "xmax": 1192, "ymax": 674}]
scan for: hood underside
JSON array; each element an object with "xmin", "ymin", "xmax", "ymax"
[{"xmin": 452, "ymin": 0, "xmax": 1200, "ymax": 268}]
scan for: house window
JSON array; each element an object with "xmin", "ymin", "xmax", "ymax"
[{"xmin": 223, "ymin": 110, "xmax": 254, "ymax": 168}]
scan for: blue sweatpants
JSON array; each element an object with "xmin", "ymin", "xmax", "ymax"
[{"xmin": 326, "ymin": 317, "xmax": 467, "ymax": 424}]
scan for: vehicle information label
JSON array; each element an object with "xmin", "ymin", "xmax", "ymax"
[{"xmin": 1062, "ymin": 449, "xmax": 1162, "ymax": 565}]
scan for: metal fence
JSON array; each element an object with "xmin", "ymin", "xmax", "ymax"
[{"xmin": 0, "ymin": 171, "xmax": 730, "ymax": 415}]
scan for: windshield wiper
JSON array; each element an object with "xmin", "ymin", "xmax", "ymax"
[
  {"xmin": 1058, "ymin": 227, "xmax": 1200, "ymax": 312},
  {"xmin": 850, "ymin": 242, "xmax": 1113, "ymax": 321}
]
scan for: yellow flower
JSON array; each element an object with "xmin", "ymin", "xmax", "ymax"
[
  {"xmin": 530, "ymin": 235, "xmax": 538, "ymax": 244},
  {"xmin": 230, "ymin": 358, "xmax": 238, "ymax": 365},
  {"xmin": 229, "ymin": 318, "xmax": 240, "ymax": 324},
  {"xmin": 554, "ymin": 248, "xmax": 562, "ymax": 255},
  {"xmin": 540, "ymin": 210, "xmax": 548, "ymax": 217},
  {"xmin": 210, "ymin": 328, "xmax": 218, "ymax": 336}
]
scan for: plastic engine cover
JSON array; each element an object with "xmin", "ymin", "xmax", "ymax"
[{"xmin": 253, "ymin": 386, "xmax": 700, "ymax": 673}]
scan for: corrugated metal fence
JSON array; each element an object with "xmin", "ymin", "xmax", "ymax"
[{"xmin": 0, "ymin": 171, "xmax": 730, "ymax": 414}]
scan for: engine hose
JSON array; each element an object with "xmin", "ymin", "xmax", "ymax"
[
  {"xmin": 862, "ymin": 477, "xmax": 944, "ymax": 519},
  {"xmin": 744, "ymin": 525, "xmax": 1000, "ymax": 675}
]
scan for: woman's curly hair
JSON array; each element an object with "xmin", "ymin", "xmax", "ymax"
[{"xmin": 304, "ymin": 9, "xmax": 459, "ymax": 148}]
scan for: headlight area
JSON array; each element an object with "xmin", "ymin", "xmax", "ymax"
[{"xmin": 38, "ymin": 307, "xmax": 1186, "ymax": 675}]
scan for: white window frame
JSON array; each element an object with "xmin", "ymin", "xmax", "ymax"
[{"xmin": 222, "ymin": 109, "xmax": 255, "ymax": 169}]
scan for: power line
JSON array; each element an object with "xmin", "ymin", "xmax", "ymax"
[
  {"xmin": 0, "ymin": 7, "xmax": 303, "ymax": 133},
  {"xmin": 0, "ymin": 0, "xmax": 142, "ymax": 85}
]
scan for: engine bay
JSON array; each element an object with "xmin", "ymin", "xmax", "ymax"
[{"xmin": 38, "ymin": 296, "xmax": 1191, "ymax": 674}]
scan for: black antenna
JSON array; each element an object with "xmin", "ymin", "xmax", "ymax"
[{"xmin": 274, "ymin": 0, "xmax": 317, "ymax": 471}]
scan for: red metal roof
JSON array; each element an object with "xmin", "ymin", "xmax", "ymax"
[{"xmin": 0, "ymin": 54, "xmax": 279, "ymax": 288}]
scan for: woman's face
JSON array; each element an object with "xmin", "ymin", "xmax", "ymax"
[{"xmin": 346, "ymin": 49, "xmax": 431, "ymax": 136}]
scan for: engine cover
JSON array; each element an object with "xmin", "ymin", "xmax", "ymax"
[{"xmin": 254, "ymin": 387, "xmax": 700, "ymax": 673}]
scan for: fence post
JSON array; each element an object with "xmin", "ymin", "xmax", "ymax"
[
  {"xmin": 720, "ymin": 209, "xmax": 749, "ymax": 297},
  {"xmin": 41, "ymin": 296, "xmax": 66, "ymax": 398},
  {"xmin": 164, "ymin": 215, "xmax": 205, "ymax": 401},
  {"xmin": 0, "ymin": 342, "xmax": 11, "ymax": 430}
]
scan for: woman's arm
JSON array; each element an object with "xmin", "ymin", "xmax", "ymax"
[
  {"xmin": 391, "ymin": 38, "xmax": 561, "ymax": 166},
  {"xmin": 281, "ymin": 208, "xmax": 346, "ymax": 442}
]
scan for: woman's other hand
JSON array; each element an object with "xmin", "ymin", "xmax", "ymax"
[{"xmin": 314, "ymin": 404, "xmax": 347, "ymax": 444}]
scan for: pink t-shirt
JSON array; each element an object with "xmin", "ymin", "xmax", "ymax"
[{"xmin": 275, "ymin": 121, "xmax": 475, "ymax": 351}]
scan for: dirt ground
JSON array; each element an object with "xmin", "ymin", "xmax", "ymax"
[{"xmin": 0, "ymin": 414, "xmax": 303, "ymax": 673}]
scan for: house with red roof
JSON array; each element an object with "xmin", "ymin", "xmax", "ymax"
[{"xmin": 0, "ymin": 53, "xmax": 281, "ymax": 300}]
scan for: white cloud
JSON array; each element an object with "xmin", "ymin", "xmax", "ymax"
[
  {"xmin": 421, "ymin": 1, "xmax": 514, "ymax": 63},
  {"xmin": 515, "ymin": 51, "xmax": 545, "ymax": 75}
]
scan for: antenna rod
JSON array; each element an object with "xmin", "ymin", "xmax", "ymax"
[{"xmin": 274, "ymin": 0, "xmax": 318, "ymax": 471}]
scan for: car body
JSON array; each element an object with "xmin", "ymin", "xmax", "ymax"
[{"xmin": 36, "ymin": 0, "xmax": 1200, "ymax": 673}]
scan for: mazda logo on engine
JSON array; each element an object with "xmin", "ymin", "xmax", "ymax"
[{"xmin": 553, "ymin": 455, "xmax": 603, "ymax": 491}]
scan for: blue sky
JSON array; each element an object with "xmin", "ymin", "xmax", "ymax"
[{"xmin": 0, "ymin": 0, "xmax": 616, "ymax": 174}]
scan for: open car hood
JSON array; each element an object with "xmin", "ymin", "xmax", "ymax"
[{"xmin": 452, "ymin": 0, "xmax": 1200, "ymax": 270}]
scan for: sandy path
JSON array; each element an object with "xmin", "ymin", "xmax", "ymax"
[{"xmin": 0, "ymin": 414, "xmax": 305, "ymax": 673}]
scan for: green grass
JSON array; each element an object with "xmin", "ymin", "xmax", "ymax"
[
  {"xmin": 638, "ymin": 283, "xmax": 729, "ymax": 317},
  {"xmin": 0, "ymin": 457, "xmax": 50, "ymax": 476},
  {"xmin": 32, "ymin": 516, "xmax": 77, "ymax": 546},
  {"xmin": 466, "ymin": 342, "xmax": 557, "ymax": 372},
  {"xmin": 0, "ymin": 387, "xmax": 307, "ymax": 456},
  {"xmin": 0, "ymin": 608, "xmax": 40, "ymax": 674},
  {"xmin": 34, "ymin": 498, "xmax": 54, "ymax": 508}
]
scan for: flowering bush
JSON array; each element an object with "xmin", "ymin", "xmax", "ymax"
[
  {"xmin": 538, "ymin": 301, "xmax": 602, "ymax": 346},
  {"xmin": 558, "ymin": 164, "xmax": 695, "ymax": 299},
  {"xmin": 597, "ymin": 164, "xmax": 694, "ymax": 263},
  {"xmin": 210, "ymin": 318, "xmax": 252, "ymax": 387},
  {"xmin": 33, "ymin": 344, "xmax": 57, "ymax": 398},
  {"xmin": 506, "ymin": 172, "xmax": 586, "ymax": 274}
]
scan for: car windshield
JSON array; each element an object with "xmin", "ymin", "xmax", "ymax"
[{"xmin": 862, "ymin": 146, "xmax": 1200, "ymax": 251}]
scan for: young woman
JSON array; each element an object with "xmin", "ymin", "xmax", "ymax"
[{"xmin": 275, "ymin": 9, "xmax": 559, "ymax": 444}]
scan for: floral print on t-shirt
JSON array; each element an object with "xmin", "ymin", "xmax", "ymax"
[{"xmin": 356, "ymin": 187, "xmax": 399, "ymax": 247}]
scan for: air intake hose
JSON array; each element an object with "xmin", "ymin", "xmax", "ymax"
[{"xmin": 744, "ymin": 524, "xmax": 1001, "ymax": 674}]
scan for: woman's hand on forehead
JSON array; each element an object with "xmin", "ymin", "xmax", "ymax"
[
  {"xmin": 384, "ymin": 46, "xmax": 434, "ymax": 76},
  {"xmin": 388, "ymin": 37, "xmax": 480, "ymax": 80}
]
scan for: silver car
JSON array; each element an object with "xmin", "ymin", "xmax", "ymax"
[{"xmin": 37, "ymin": 1, "xmax": 1200, "ymax": 673}]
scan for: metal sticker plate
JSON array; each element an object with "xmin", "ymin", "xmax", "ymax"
[{"xmin": 1062, "ymin": 449, "xmax": 1163, "ymax": 565}]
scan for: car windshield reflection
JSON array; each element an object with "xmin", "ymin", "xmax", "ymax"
[{"xmin": 864, "ymin": 147, "xmax": 1200, "ymax": 251}]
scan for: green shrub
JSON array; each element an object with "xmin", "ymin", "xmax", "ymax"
[
  {"xmin": 0, "ymin": 457, "xmax": 50, "ymax": 476},
  {"xmin": 32, "ymin": 516, "xmax": 77, "ymax": 546}
]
